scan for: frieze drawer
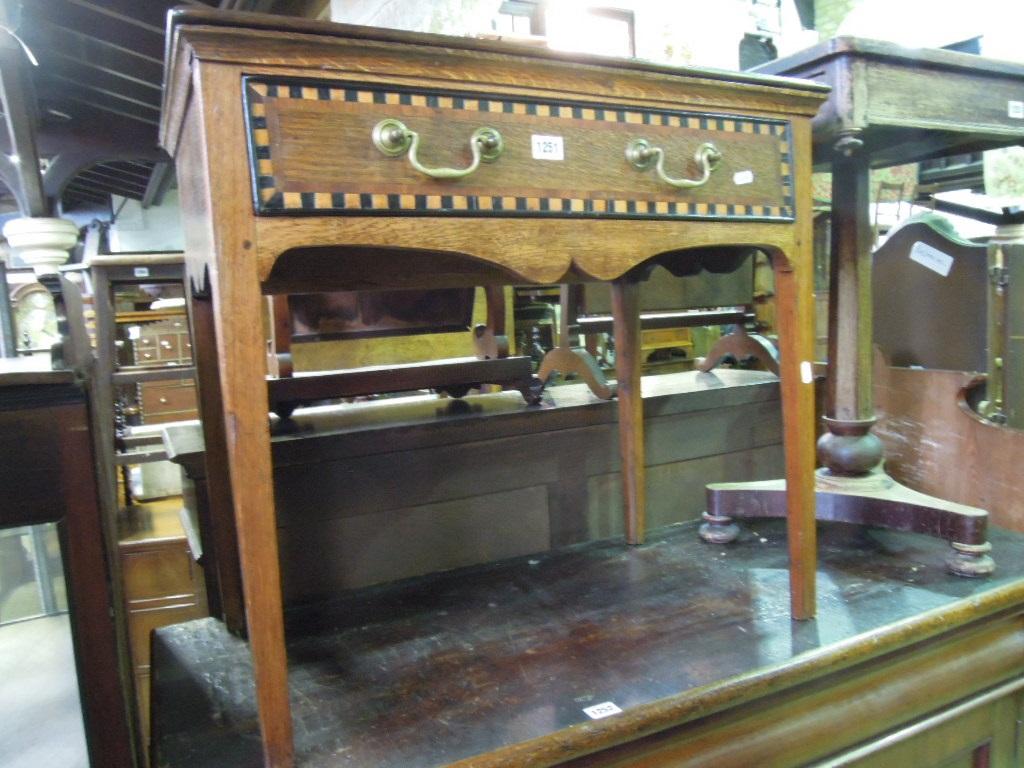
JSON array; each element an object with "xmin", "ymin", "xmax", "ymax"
[{"xmin": 244, "ymin": 78, "xmax": 794, "ymax": 221}]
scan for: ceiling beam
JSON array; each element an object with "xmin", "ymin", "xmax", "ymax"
[
  {"xmin": 22, "ymin": 18, "xmax": 164, "ymax": 69},
  {"xmin": 38, "ymin": 72, "xmax": 162, "ymax": 114},
  {"xmin": 0, "ymin": 31, "xmax": 46, "ymax": 216},
  {"xmin": 22, "ymin": 0, "xmax": 166, "ymax": 61},
  {"xmin": 34, "ymin": 89, "xmax": 160, "ymax": 126},
  {"xmin": 65, "ymin": 175, "xmax": 142, "ymax": 199},
  {"xmin": 41, "ymin": 49, "xmax": 163, "ymax": 98},
  {"xmin": 94, "ymin": 163, "xmax": 153, "ymax": 182},
  {"xmin": 65, "ymin": 0, "xmax": 164, "ymax": 34},
  {"xmin": 142, "ymin": 160, "xmax": 174, "ymax": 208},
  {"xmin": 77, "ymin": 170, "xmax": 149, "ymax": 195}
]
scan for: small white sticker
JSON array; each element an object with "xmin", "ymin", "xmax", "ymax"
[
  {"xmin": 583, "ymin": 701, "xmax": 622, "ymax": 720},
  {"xmin": 800, "ymin": 360, "xmax": 813, "ymax": 384},
  {"xmin": 127, "ymin": 325, "xmax": 141, "ymax": 340},
  {"xmin": 909, "ymin": 240, "xmax": 954, "ymax": 277},
  {"xmin": 1009, "ymin": 100, "xmax": 1024, "ymax": 119},
  {"xmin": 133, "ymin": 266, "xmax": 150, "ymax": 277},
  {"xmin": 733, "ymin": 170, "xmax": 754, "ymax": 185},
  {"xmin": 531, "ymin": 134, "xmax": 565, "ymax": 161}
]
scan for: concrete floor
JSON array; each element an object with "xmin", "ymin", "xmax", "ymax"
[{"xmin": 0, "ymin": 614, "xmax": 88, "ymax": 768}]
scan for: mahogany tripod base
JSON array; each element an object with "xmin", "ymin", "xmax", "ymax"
[{"xmin": 702, "ymin": 467, "xmax": 995, "ymax": 577}]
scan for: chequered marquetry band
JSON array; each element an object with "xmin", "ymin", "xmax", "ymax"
[{"xmin": 245, "ymin": 78, "xmax": 795, "ymax": 221}]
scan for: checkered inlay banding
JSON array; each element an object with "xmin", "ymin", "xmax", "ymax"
[{"xmin": 245, "ymin": 78, "xmax": 796, "ymax": 221}]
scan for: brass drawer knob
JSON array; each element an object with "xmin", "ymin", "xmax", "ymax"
[
  {"xmin": 626, "ymin": 139, "xmax": 722, "ymax": 189},
  {"xmin": 372, "ymin": 118, "xmax": 503, "ymax": 180}
]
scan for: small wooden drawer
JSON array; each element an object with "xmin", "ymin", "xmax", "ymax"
[
  {"xmin": 244, "ymin": 79, "xmax": 794, "ymax": 221},
  {"xmin": 128, "ymin": 600, "xmax": 204, "ymax": 669},
  {"xmin": 123, "ymin": 544, "xmax": 196, "ymax": 602},
  {"xmin": 140, "ymin": 381, "xmax": 196, "ymax": 418},
  {"xmin": 156, "ymin": 334, "xmax": 182, "ymax": 361}
]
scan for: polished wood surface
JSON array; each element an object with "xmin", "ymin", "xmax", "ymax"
[
  {"xmin": 0, "ymin": 365, "xmax": 135, "ymax": 768},
  {"xmin": 152, "ymin": 520, "xmax": 1024, "ymax": 768},
  {"xmin": 161, "ymin": 10, "xmax": 825, "ymax": 763},
  {"xmin": 874, "ymin": 363, "xmax": 1024, "ymax": 533}
]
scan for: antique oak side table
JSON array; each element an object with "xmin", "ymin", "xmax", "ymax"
[
  {"xmin": 705, "ymin": 38, "xmax": 1024, "ymax": 575},
  {"xmin": 160, "ymin": 10, "xmax": 826, "ymax": 765}
]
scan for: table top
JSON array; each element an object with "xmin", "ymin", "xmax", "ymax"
[
  {"xmin": 0, "ymin": 355, "xmax": 74, "ymax": 389},
  {"xmin": 164, "ymin": 8, "xmax": 829, "ymax": 99},
  {"xmin": 757, "ymin": 36, "xmax": 1024, "ymax": 168},
  {"xmin": 152, "ymin": 519, "xmax": 1024, "ymax": 768}
]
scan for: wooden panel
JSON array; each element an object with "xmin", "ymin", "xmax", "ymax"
[
  {"xmin": 122, "ymin": 545, "xmax": 196, "ymax": 603},
  {"xmin": 278, "ymin": 485, "xmax": 550, "ymax": 601},
  {"xmin": 246, "ymin": 79, "xmax": 794, "ymax": 220},
  {"xmin": 873, "ymin": 363, "xmax": 1024, "ymax": 533},
  {"xmin": 586, "ymin": 445, "xmax": 784, "ymax": 540},
  {"xmin": 866, "ymin": 61, "xmax": 1024, "ymax": 136},
  {"xmin": 128, "ymin": 601, "xmax": 206, "ymax": 671},
  {"xmin": 838, "ymin": 689, "xmax": 1020, "ymax": 768}
]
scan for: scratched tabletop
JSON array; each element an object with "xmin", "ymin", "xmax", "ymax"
[{"xmin": 151, "ymin": 519, "xmax": 1024, "ymax": 767}]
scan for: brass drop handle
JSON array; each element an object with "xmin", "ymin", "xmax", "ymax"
[
  {"xmin": 372, "ymin": 118, "xmax": 503, "ymax": 180},
  {"xmin": 626, "ymin": 139, "xmax": 722, "ymax": 189}
]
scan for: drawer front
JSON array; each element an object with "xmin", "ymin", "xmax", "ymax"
[
  {"xmin": 123, "ymin": 543, "xmax": 196, "ymax": 602},
  {"xmin": 245, "ymin": 78, "xmax": 794, "ymax": 221},
  {"xmin": 140, "ymin": 381, "xmax": 196, "ymax": 419},
  {"xmin": 156, "ymin": 334, "xmax": 182, "ymax": 361}
]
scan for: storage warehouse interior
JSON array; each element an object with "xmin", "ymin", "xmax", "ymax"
[{"xmin": 1, "ymin": 1, "xmax": 1024, "ymax": 766}]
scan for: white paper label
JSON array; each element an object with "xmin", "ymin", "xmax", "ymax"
[
  {"xmin": 800, "ymin": 360, "xmax": 813, "ymax": 384},
  {"xmin": 583, "ymin": 701, "xmax": 622, "ymax": 720},
  {"xmin": 133, "ymin": 266, "xmax": 150, "ymax": 277},
  {"xmin": 733, "ymin": 170, "xmax": 754, "ymax": 185},
  {"xmin": 1009, "ymin": 100, "xmax": 1024, "ymax": 119},
  {"xmin": 531, "ymin": 134, "xmax": 565, "ymax": 161},
  {"xmin": 127, "ymin": 325, "xmax": 141, "ymax": 340},
  {"xmin": 909, "ymin": 240, "xmax": 954, "ymax": 277}
]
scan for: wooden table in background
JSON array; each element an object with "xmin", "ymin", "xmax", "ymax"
[
  {"xmin": 703, "ymin": 38, "xmax": 1024, "ymax": 575},
  {"xmin": 0, "ymin": 358, "xmax": 134, "ymax": 767}
]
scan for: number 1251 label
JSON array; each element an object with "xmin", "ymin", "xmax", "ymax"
[{"xmin": 531, "ymin": 134, "xmax": 565, "ymax": 161}]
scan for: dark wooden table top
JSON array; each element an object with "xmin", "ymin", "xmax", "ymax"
[
  {"xmin": 756, "ymin": 36, "xmax": 1024, "ymax": 168},
  {"xmin": 152, "ymin": 519, "xmax": 1024, "ymax": 768}
]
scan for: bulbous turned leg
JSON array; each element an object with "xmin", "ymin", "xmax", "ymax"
[
  {"xmin": 946, "ymin": 541, "xmax": 995, "ymax": 578},
  {"xmin": 699, "ymin": 510, "xmax": 739, "ymax": 544},
  {"xmin": 816, "ymin": 416, "xmax": 883, "ymax": 475}
]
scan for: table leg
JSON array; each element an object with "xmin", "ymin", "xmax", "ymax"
[
  {"xmin": 205, "ymin": 272, "xmax": 294, "ymax": 767},
  {"xmin": 772, "ymin": 248, "xmax": 818, "ymax": 620},
  {"xmin": 185, "ymin": 286, "xmax": 247, "ymax": 636},
  {"xmin": 612, "ymin": 278, "xmax": 645, "ymax": 545}
]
